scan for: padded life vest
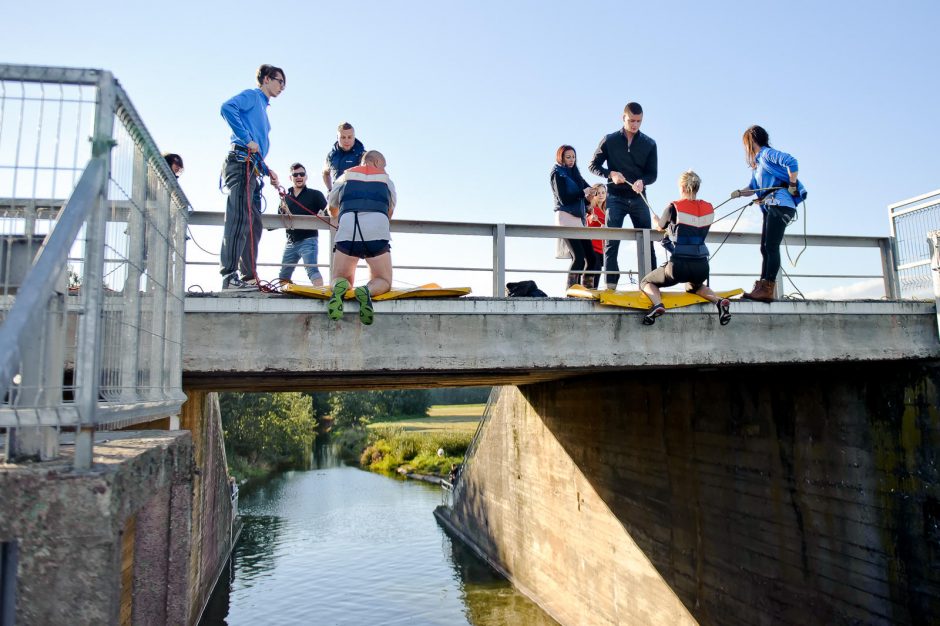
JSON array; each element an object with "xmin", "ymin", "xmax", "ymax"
[
  {"xmin": 337, "ymin": 165, "xmax": 392, "ymax": 218},
  {"xmin": 670, "ymin": 199, "xmax": 713, "ymax": 259}
]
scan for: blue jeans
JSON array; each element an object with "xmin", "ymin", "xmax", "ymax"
[
  {"xmin": 279, "ymin": 236, "xmax": 322, "ymax": 282},
  {"xmin": 604, "ymin": 196, "xmax": 656, "ymax": 288}
]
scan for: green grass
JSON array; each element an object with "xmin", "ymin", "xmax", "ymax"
[{"xmin": 359, "ymin": 424, "xmax": 473, "ymax": 477}]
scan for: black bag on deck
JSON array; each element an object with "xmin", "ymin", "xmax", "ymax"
[{"xmin": 506, "ymin": 280, "xmax": 547, "ymax": 297}]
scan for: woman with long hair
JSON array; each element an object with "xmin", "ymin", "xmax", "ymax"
[
  {"xmin": 732, "ymin": 125, "xmax": 805, "ymax": 301},
  {"xmin": 550, "ymin": 145, "xmax": 592, "ymax": 289}
]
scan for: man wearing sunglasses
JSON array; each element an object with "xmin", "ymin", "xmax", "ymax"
[
  {"xmin": 218, "ymin": 64, "xmax": 285, "ymax": 291},
  {"xmin": 277, "ymin": 163, "xmax": 327, "ymax": 286}
]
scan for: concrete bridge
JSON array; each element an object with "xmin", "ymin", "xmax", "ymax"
[
  {"xmin": 176, "ymin": 292, "xmax": 940, "ymax": 624},
  {"xmin": 3, "ymin": 63, "xmax": 940, "ymax": 626}
]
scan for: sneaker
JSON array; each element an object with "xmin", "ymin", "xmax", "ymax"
[
  {"xmin": 642, "ymin": 303, "xmax": 666, "ymax": 326},
  {"xmin": 222, "ymin": 273, "xmax": 256, "ymax": 291},
  {"xmin": 717, "ymin": 298, "xmax": 731, "ymax": 326},
  {"xmin": 327, "ymin": 278, "xmax": 349, "ymax": 320},
  {"xmin": 354, "ymin": 286, "xmax": 374, "ymax": 325}
]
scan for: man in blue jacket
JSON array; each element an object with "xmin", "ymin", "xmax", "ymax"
[
  {"xmin": 322, "ymin": 122, "xmax": 366, "ymax": 192},
  {"xmin": 218, "ymin": 64, "xmax": 285, "ymax": 291},
  {"xmin": 589, "ymin": 102, "xmax": 658, "ymax": 290}
]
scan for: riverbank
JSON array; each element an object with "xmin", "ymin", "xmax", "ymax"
[{"xmin": 357, "ymin": 404, "xmax": 483, "ymax": 478}]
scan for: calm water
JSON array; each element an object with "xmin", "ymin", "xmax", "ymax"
[{"xmin": 200, "ymin": 445, "xmax": 557, "ymax": 626}]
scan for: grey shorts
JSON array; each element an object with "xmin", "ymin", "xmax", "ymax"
[{"xmin": 334, "ymin": 211, "xmax": 391, "ymax": 259}]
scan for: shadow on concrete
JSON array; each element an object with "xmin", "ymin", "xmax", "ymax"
[{"xmin": 522, "ymin": 361, "xmax": 940, "ymax": 625}]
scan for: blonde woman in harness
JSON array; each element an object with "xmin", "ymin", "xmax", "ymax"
[
  {"xmin": 326, "ymin": 150, "xmax": 396, "ymax": 325},
  {"xmin": 639, "ymin": 170, "xmax": 731, "ymax": 326}
]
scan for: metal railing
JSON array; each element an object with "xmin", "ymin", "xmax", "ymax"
[
  {"xmin": 186, "ymin": 211, "xmax": 900, "ymax": 299},
  {"xmin": 0, "ymin": 64, "xmax": 191, "ymax": 467},
  {"xmin": 889, "ymin": 189, "xmax": 940, "ymax": 299}
]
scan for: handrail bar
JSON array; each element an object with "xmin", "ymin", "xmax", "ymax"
[{"xmin": 186, "ymin": 211, "xmax": 890, "ymax": 248}]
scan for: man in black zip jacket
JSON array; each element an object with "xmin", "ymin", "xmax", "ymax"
[{"xmin": 589, "ymin": 102, "xmax": 658, "ymax": 290}]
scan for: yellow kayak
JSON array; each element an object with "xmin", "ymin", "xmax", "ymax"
[{"xmin": 284, "ymin": 282, "xmax": 471, "ymax": 301}]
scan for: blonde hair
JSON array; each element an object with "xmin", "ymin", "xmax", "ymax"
[{"xmin": 678, "ymin": 170, "xmax": 701, "ymax": 195}]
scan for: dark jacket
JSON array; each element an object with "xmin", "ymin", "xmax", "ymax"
[
  {"xmin": 589, "ymin": 129, "xmax": 657, "ymax": 199},
  {"xmin": 550, "ymin": 164, "xmax": 590, "ymax": 218},
  {"xmin": 283, "ymin": 187, "xmax": 327, "ymax": 242},
  {"xmin": 325, "ymin": 139, "xmax": 366, "ymax": 183}
]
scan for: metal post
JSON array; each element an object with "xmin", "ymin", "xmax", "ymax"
[
  {"xmin": 879, "ymin": 237, "xmax": 901, "ymax": 300},
  {"xmin": 146, "ymin": 186, "xmax": 170, "ymax": 401},
  {"xmin": 637, "ymin": 228, "xmax": 652, "ymax": 279},
  {"xmin": 929, "ymin": 231, "xmax": 940, "ymax": 337},
  {"xmin": 74, "ymin": 71, "xmax": 117, "ymax": 469},
  {"xmin": 493, "ymin": 223, "xmax": 506, "ymax": 297},
  {"xmin": 118, "ymin": 149, "xmax": 147, "ymax": 402}
]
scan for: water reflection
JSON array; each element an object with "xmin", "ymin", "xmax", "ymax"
[{"xmin": 200, "ymin": 441, "xmax": 556, "ymax": 625}]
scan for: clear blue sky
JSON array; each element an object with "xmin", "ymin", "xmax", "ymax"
[{"xmin": 5, "ymin": 0, "xmax": 939, "ymax": 296}]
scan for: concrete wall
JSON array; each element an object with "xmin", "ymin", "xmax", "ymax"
[
  {"xmin": 442, "ymin": 361, "xmax": 940, "ymax": 626},
  {"xmin": 0, "ymin": 433, "xmax": 193, "ymax": 625},
  {"xmin": 180, "ymin": 390, "xmax": 234, "ymax": 626}
]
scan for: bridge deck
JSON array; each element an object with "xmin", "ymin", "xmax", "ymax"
[{"xmin": 182, "ymin": 295, "xmax": 940, "ymax": 391}]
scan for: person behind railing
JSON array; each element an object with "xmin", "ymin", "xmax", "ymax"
[
  {"xmin": 326, "ymin": 150, "xmax": 396, "ymax": 325},
  {"xmin": 218, "ymin": 64, "xmax": 285, "ymax": 291},
  {"xmin": 639, "ymin": 170, "xmax": 731, "ymax": 326},
  {"xmin": 323, "ymin": 122, "xmax": 367, "ymax": 192},
  {"xmin": 730, "ymin": 125, "xmax": 806, "ymax": 302},
  {"xmin": 276, "ymin": 162, "xmax": 327, "ymax": 287},
  {"xmin": 551, "ymin": 145, "xmax": 593, "ymax": 290},
  {"xmin": 585, "ymin": 183, "xmax": 608, "ymax": 289},
  {"xmin": 589, "ymin": 102, "xmax": 658, "ymax": 290},
  {"xmin": 163, "ymin": 153, "xmax": 183, "ymax": 178}
]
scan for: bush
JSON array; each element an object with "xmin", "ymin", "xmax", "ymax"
[{"xmin": 358, "ymin": 428, "xmax": 473, "ymax": 477}]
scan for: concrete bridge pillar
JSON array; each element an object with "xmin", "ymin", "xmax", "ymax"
[{"xmin": 440, "ymin": 361, "xmax": 940, "ymax": 625}]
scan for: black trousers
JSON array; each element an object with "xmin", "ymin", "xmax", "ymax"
[{"xmin": 759, "ymin": 206, "xmax": 796, "ymax": 281}]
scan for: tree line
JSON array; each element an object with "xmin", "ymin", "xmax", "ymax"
[{"xmin": 219, "ymin": 388, "xmax": 490, "ymax": 473}]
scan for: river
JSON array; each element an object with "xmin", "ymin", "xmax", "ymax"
[{"xmin": 199, "ymin": 444, "xmax": 558, "ymax": 625}]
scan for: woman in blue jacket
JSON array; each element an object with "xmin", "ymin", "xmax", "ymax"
[
  {"xmin": 732, "ymin": 126, "xmax": 805, "ymax": 302},
  {"xmin": 551, "ymin": 145, "xmax": 592, "ymax": 289}
]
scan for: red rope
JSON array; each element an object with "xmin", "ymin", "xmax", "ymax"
[
  {"xmin": 277, "ymin": 186, "xmax": 337, "ymax": 230},
  {"xmin": 244, "ymin": 158, "xmax": 260, "ymax": 288}
]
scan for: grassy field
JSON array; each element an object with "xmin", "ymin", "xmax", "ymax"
[{"xmin": 369, "ymin": 403, "xmax": 485, "ymax": 433}]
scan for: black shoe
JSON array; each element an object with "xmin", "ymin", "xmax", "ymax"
[
  {"xmin": 717, "ymin": 298, "xmax": 731, "ymax": 325},
  {"xmin": 222, "ymin": 273, "xmax": 256, "ymax": 291},
  {"xmin": 642, "ymin": 304, "xmax": 666, "ymax": 325}
]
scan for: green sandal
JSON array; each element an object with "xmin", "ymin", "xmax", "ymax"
[
  {"xmin": 327, "ymin": 279, "xmax": 349, "ymax": 320},
  {"xmin": 354, "ymin": 286, "xmax": 374, "ymax": 325}
]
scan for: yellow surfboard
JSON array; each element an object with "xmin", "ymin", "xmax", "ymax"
[
  {"xmin": 565, "ymin": 284, "xmax": 603, "ymax": 300},
  {"xmin": 599, "ymin": 288, "xmax": 744, "ymax": 310},
  {"xmin": 284, "ymin": 282, "xmax": 471, "ymax": 301}
]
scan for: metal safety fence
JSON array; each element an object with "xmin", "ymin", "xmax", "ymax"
[
  {"xmin": 0, "ymin": 64, "xmax": 191, "ymax": 467},
  {"xmin": 889, "ymin": 189, "xmax": 940, "ymax": 299},
  {"xmin": 187, "ymin": 211, "xmax": 900, "ymax": 299}
]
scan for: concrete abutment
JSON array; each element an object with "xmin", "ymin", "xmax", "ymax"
[{"xmin": 441, "ymin": 361, "xmax": 940, "ymax": 625}]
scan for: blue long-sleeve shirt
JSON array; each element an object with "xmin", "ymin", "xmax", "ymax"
[
  {"xmin": 221, "ymin": 88, "xmax": 271, "ymax": 159},
  {"xmin": 749, "ymin": 146, "xmax": 804, "ymax": 209}
]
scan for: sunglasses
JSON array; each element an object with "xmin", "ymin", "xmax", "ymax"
[{"xmin": 291, "ymin": 172, "xmax": 306, "ymax": 177}]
